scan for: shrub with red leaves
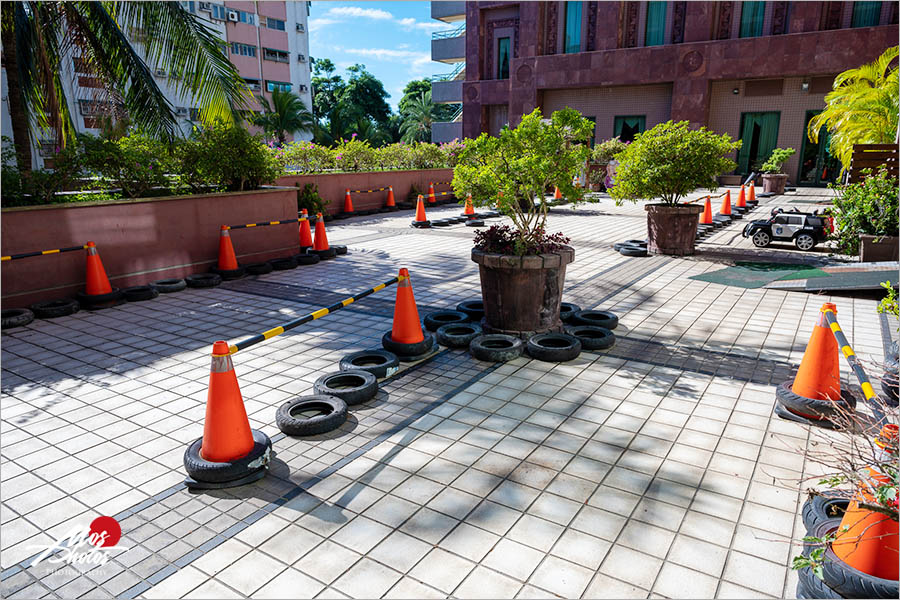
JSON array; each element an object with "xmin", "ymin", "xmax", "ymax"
[{"xmin": 474, "ymin": 224, "xmax": 570, "ymax": 256}]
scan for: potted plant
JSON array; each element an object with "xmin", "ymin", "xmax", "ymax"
[
  {"xmin": 609, "ymin": 120, "xmax": 740, "ymax": 256},
  {"xmin": 759, "ymin": 147, "xmax": 796, "ymax": 194},
  {"xmin": 588, "ymin": 137, "xmax": 628, "ymax": 191},
  {"xmin": 829, "ymin": 166, "xmax": 899, "ymax": 261},
  {"xmin": 452, "ymin": 108, "xmax": 594, "ymax": 336}
]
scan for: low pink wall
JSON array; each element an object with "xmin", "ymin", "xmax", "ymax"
[
  {"xmin": 1, "ymin": 188, "xmax": 299, "ymax": 308},
  {"xmin": 277, "ymin": 169, "xmax": 455, "ymax": 215}
]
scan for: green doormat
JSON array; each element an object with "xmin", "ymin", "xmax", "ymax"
[{"xmin": 689, "ymin": 261, "xmax": 828, "ymax": 289}]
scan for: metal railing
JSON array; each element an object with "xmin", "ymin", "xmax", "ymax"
[
  {"xmin": 431, "ymin": 63, "xmax": 465, "ymax": 82},
  {"xmin": 432, "ymin": 23, "xmax": 465, "ymax": 40},
  {"xmin": 448, "ymin": 104, "xmax": 463, "ymax": 122}
]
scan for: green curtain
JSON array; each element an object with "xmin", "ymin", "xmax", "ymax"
[
  {"xmin": 645, "ymin": 2, "xmax": 667, "ymax": 46},
  {"xmin": 851, "ymin": 1, "xmax": 882, "ymax": 27},
  {"xmin": 738, "ymin": 112, "xmax": 781, "ymax": 173},
  {"xmin": 614, "ymin": 116, "xmax": 646, "ymax": 142},
  {"xmin": 498, "ymin": 38, "xmax": 510, "ymax": 79},
  {"xmin": 739, "ymin": 1, "xmax": 765, "ymax": 37},
  {"xmin": 564, "ymin": 1, "xmax": 582, "ymax": 54}
]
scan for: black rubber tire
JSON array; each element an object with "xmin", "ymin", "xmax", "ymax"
[
  {"xmin": 797, "ymin": 563, "xmax": 843, "ymax": 599},
  {"xmin": 424, "ymin": 310, "xmax": 469, "ymax": 332},
  {"xmin": 210, "ymin": 266, "xmax": 245, "ymax": 280},
  {"xmin": 624, "ymin": 239, "xmax": 648, "ymax": 247},
  {"xmin": 465, "ymin": 220, "xmax": 485, "ymax": 227},
  {"xmin": 456, "ymin": 300, "xmax": 485, "ymax": 322},
  {"xmin": 77, "ymin": 288, "xmax": 124, "ymax": 305},
  {"xmin": 311, "ymin": 248, "xmax": 337, "ymax": 260},
  {"xmin": 526, "ymin": 333, "xmax": 582, "ymax": 362},
  {"xmin": 619, "ymin": 244, "xmax": 648, "ymax": 257},
  {"xmin": 571, "ymin": 310, "xmax": 619, "ymax": 330},
  {"xmin": 276, "ymin": 395, "xmax": 348, "ymax": 436},
  {"xmin": 313, "ymin": 370, "xmax": 378, "ymax": 406},
  {"xmin": 773, "ymin": 400, "xmax": 841, "ymax": 430},
  {"xmin": 30, "ymin": 299, "xmax": 80, "ymax": 319},
  {"xmin": 183, "ymin": 429, "xmax": 271, "ymax": 484},
  {"xmin": 2, "ymin": 308, "xmax": 34, "ymax": 329},
  {"xmin": 185, "ymin": 273, "xmax": 222, "ymax": 288},
  {"xmin": 382, "ymin": 330, "xmax": 436, "ymax": 358},
  {"xmin": 411, "ymin": 221, "xmax": 432, "ymax": 228},
  {"xmin": 152, "ymin": 278, "xmax": 187, "ymax": 292},
  {"xmin": 559, "ymin": 302, "xmax": 581, "ymax": 323},
  {"xmin": 245, "ymin": 262, "xmax": 274, "ymax": 275},
  {"xmin": 565, "ymin": 325, "xmax": 616, "ymax": 350},
  {"xmin": 775, "ymin": 381, "xmax": 856, "ymax": 420},
  {"xmin": 801, "ymin": 492, "xmax": 851, "ymax": 531},
  {"xmin": 333, "ymin": 245, "xmax": 348, "ymax": 256},
  {"xmin": 294, "ymin": 253, "xmax": 321, "ymax": 266},
  {"xmin": 469, "ymin": 334, "xmax": 524, "ymax": 362},
  {"xmin": 270, "ymin": 257, "xmax": 298, "ymax": 270},
  {"xmin": 123, "ymin": 285, "xmax": 159, "ymax": 302},
  {"xmin": 339, "ymin": 350, "xmax": 400, "ymax": 379},
  {"xmin": 436, "ymin": 322, "xmax": 483, "ymax": 348},
  {"xmin": 433, "ymin": 219, "xmax": 451, "ymax": 227}
]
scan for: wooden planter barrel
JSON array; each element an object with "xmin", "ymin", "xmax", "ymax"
[
  {"xmin": 644, "ymin": 203, "xmax": 703, "ymax": 256},
  {"xmin": 762, "ymin": 173, "xmax": 789, "ymax": 194},
  {"xmin": 471, "ymin": 246, "xmax": 575, "ymax": 338}
]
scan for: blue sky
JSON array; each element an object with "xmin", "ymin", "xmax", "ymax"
[{"xmin": 308, "ymin": 2, "xmax": 450, "ymax": 111}]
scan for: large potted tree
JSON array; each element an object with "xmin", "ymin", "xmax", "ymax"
[
  {"xmin": 452, "ymin": 108, "xmax": 593, "ymax": 337},
  {"xmin": 610, "ymin": 120, "xmax": 740, "ymax": 256},
  {"xmin": 759, "ymin": 147, "xmax": 796, "ymax": 194}
]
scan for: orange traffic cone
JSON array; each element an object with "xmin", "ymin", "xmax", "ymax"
[
  {"xmin": 699, "ymin": 197, "xmax": 713, "ymax": 224},
  {"xmin": 391, "ymin": 268, "xmax": 424, "ymax": 343},
  {"xmin": 412, "ymin": 195, "xmax": 430, "ymax": 228},
  {"xmin": 554, "ymin": 187, "xmax": 562, "ymax": 200},
  {"xmin": 217, "ymin": 226, "xmax": 239, "ymax": 271},
  {"xmin": 84, "ymin": 241, "xmax": 114, "ymax": 296},
  {"xmin": 736, "ymin": 186, "xmax": 747, "ymax": 209},
  {"xmin": 200, "ymin": 341, "xmax": 254, "ymax": 462},
  {"xmin": 748, "ymin": 182, "xmax": 757, "ymax": 204},
  {"xmin": 385, "ymin": 186, "xmax": 396, "ymax": 210},
  {"xmin": 313, "ymin": 213, "xmax": 330, "ymax": 251},
  {"xmin": 343, "ymin": 189, "xmax": 354, "ymax": 214},
  {"xmin": 427, "ymin": 183, "xmax": 436, "ymax": 204},
  {"xmin": 719, "ymin": 191, "xmax": 732, "ymax": 216},
  {"xmin": 791, "ymin": 303, "xmax": 841, "ymax": 401},
  {"xmin": 831, "ymin": 424, "xmax": 898, "ymax": 580},
  {"xmin": 299, "ymin": 209, "xmax": 313, "ymax": 249},
  {"xmin": 463, "ymin": 194, "xmax": 475, "ymax": 216}
]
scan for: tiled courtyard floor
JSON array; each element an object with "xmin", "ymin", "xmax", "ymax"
[{"xmin": 2, "ymin": 187, "xmax": 896, "ymax": 599}]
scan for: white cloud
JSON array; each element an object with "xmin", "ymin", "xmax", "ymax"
[
  {"xmin": 341, "ymin": 47, "xmax": 433, "ymax": 69},
  {"xmin": 326, "ymin": 6, "xmax": 393, "ymax": 20},
  {"xmin": 308, "ymin": 17, "xmax": 340, "ymax": 31},
  {"xmin": 397, "ymin": 17, "xmax": 446, "ymax": 31}
]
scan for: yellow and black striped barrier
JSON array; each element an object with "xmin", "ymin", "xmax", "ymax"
[
  {"xmin": 349, "ymin": 186, "xmax": 391, "ymax": 194},
  {"xmin": 822, "ymin": 307, "xmax": 878, "ymax": 401},
  {"xmin": 432, "ymin": 181, "xmax": 452, "ymax": 186},
  {"xmin": 2, "ymin": 244, "xmax": 88, "ymax": 262},
  {"xmin": 226, "ymin": 218, "xmax": 308, "ymax": 230},
  {"xmin": 429, "ymin": 191, "xmax": 455, "ymax": 198},
  {"xmin": 227, "ymin": 274, "xmax": 404, "ymax": 354}
]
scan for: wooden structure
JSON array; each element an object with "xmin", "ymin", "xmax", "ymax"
[{"xmin": 848, "ymin": 143, "xmax": 899, "ymax": 183}]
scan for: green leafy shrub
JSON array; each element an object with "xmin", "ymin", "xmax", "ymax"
[
  {"xmin": 439, "ymin": 139, "xmax": 467, "ymax": 168},
  {"xmin": 878, "ymin": 281, "xmax": 899, "ymax": 318},
  {"xmin": 374, "ymin": 143, "xmax": 412, "ymax": 171},
  {"xmin": 829, "ymin": 166, "xmax": 899, "ymax": 255},
  {"xmin": 610, "ymin": 120, "xmax": 740, "ymax": 205},
  {"xmin": 178, "ymin": 122, "xmax": 283, "ymax": 192},
  {"xmin": 409, "ymin": 142, "xmax": 445, "ymax": 169},
  {"xmin": 278, "ymin": 141, "xmax": 336, "ymax": 173},
  {"xmin": 333, "ymin": 138, "xmax": 377, "ymax": 172},
  {"xmin": 1, "ymin": 138, "xmax": 85, "ymax": 207},
  {"xmin": 296, "ymin": 183, "xmax": 329, "ymax": 215},
  {"xmin": 760, "ymin": 147, "xmax": 796, "ymax": 173},
  {"xmin": 591, "ymin": 137, "xmax": 628, "ymax": 164},
  {"xmin": 79, "ymin": 133, "xmax": 172, "ymax": 198}
]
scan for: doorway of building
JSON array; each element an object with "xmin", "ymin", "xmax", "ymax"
[
  {"xmin": 798, "ymin": 111, "xmax": 841, "ymax": 186},
  {"xmin": 737, "ymin": 111, "xmax": 780, "ymax": 174}
]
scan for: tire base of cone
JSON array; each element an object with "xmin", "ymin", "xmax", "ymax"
[
  {"xmin": 211, "ymin": 266, "xmax": 245, "ymax": 280},
  {"xmin": 774, "ymin": 400, "xmax": 842, "ymax": 430},
  {"xmin": 184, "ymin": 428, "xmax": 272, "ymax": 489},
  {"xmin": 184, "ymin": 468, "xmax": 266, "ymax": 490},
  {"xmin": 382, "ymin": 331, "xmax": 440, "ymax": 362}
]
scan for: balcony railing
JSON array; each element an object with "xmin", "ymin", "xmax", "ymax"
[
  {"xmin": 432, "ymin": 23, "xmax": 465, "ymax": 40},
  {"xmin": 448, "ymin": 104, "xmax": 463, "ymax": 122},
  {"xmin": 431, "ymin": 63, "xmax": 465, "ymax": 82}
]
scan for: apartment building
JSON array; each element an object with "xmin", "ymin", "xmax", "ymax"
[
  {"xmin": 453, "ymin": 1, "xmax": 896, "ymax": 184},
  {"xmin": 431, "ymin": 1, "xmax": 467, "ymax": 142},
  {"xmin": 1, "ymin": 1, "xmax": 312, "ymax": 168}
]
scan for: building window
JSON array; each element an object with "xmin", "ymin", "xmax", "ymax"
[
  {"xmin": 231, "ymin": 42, "xmax": 256, "ymax": 57},
  {"xmin": 645, "ymin": 1, "xmax": 667, "ymax": 46},
  {"xmin": 737, "ymin": 111, "xmax": 781, "ymax": 174},
  {"xmin": 497, "ymin": 37, "xmax": 510, "ymax": 79},
  {"xmin": 243, "ymin": 78, "xmax": 261, "ymax": 91},
  {"xmin": 266, "ymin": 81, "xmax": 292, "ymax": 93},
  {"xmin": 211, "ymin": 4, "xmax": 226, "ymax": 20},
  {"xmin": 263, "ymin": 48, "xmax": 289, "ymax": 63},
  {"xmin": 739, "ymin": 1, "xmax": 765, "ymax": 37},
  {"xmin": 564, "ymin": 1, "xmax": 582, "ymax": 54},
  {"xmin": 179, "ymin": 1, "xmax": 195, "ymax": 13},
  {"xmin": 851, "ymin": 1, "xmax": 882, "ymax": 26},
  {"xmin": 614, "ymin": 115, "xmax": 646, "ymax": 143},
  {"xmin": 265, "ymin": 17, "xmax": 286, "ymax": 30},
  {"xmin": 237, "ymin": 10, "xmax": 255, "ymax": 25}
]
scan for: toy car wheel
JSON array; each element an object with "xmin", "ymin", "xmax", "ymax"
[
  {"xmin": 795, "ymin": 233, "xmax": 816, "ymax": 251},
  {"xmin": 751, "ymin": 230, "xmax": 771, "ymax": 248}
]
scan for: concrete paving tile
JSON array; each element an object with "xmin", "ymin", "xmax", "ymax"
[
  {"xmin": 368, "ymin": 531, "xmax": 432, "ymax": 574},
  {"xmin": 294, "ymin": 541, "xmax": 361, "ymax": 585},
  {"xmin": 333, "ymin": 558, "xmax": 402, "ymax": 599},
  {"xmin": 600, "ymin": 545, "xmax": 663, "ymax": 591},
  {"xmin": 407, "ymin": 548, "xmax": 475, "ymax": 594},
  {"xmin": 482, "ymin": 539, "xmax": 545, "ymax": 581}
]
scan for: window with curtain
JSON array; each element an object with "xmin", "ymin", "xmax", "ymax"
[
  {"xmin": 497, "ymin": 37, "xmax": 510, "ymax": 79},
  {"xmin": 851, "ymin": 1, "xmax": 882, "ymax": 26},
  {"xmin": 645, "ymin": 2, "xmax": 667, "ymax": 46},
  {"xmin": 739, "ymin": 1, "xmax": 765, "ymax": 37},
  {"xmin": 564, "ymin": 2, "xmax": 582, "ymax": 54},
  {"xmin": 737, "ymin": 111, "xmax": 781, "ymax": 173},
  {"xmin": 614, "ymin": 116, "xmax": 646, "ymax": 142}
]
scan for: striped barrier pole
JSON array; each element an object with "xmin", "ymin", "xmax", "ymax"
[
  {"xmin": 227, "ymin": 274, "xmax": 404, "ymax": 354},
  {"xmin": 225, "ymin": 217, "xmax": 308, "ymax": 230},
  {"xmin": 822, "ymin": 307, "xmax": 879, "ymax": 402},
  {"xmin": 349, "ymin": 186, "xmax": 391, "ymax": 194},
  {"xmin": 1, "ymin": 244, "xmax": 88, "ymax": 262}
]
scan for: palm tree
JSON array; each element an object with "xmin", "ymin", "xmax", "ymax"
[
  {"xmin": 400, "ymin": 91, "xmax": 436, "ymax": 143},
  {"xmin": 314, "ymin": 101, "xmax": 359, "ymax": 146},
  {"xmin": 807, "ymin": 46, "xmax": 899, "ymax": 171},
  {"xmin": 1, "ymin": 1, "xmax": 252, "ymax": 171},
  {"xmin": 254, "ymin": 89, "xmax": 315, "ymax": 145}
]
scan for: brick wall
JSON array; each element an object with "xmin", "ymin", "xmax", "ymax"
[{"xmin": 541, "ymin": 83, "xmax": 673, "ymax": 141}]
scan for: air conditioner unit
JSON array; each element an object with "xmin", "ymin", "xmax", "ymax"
[
  {"xmin": 155, "ymin": 68, "xmax": 166, "ymax": 77},
  {"xmin": 297, "ymin": 54, "xmax": 306, "ymax": 62},
  {"xmin": 228, "ymin": 10, "xmax": 238, "ymax": 21},
  {"xmin": 199, "ymin": 1, "xmax": 211, "ymax": 10},
  {"xmin": 296, "ymin": 23, "xmax": 305, "ymax": 32},
  {"xmin": 298, "ymin": 84, "xmax": 307, "ymax": 92},
  {"xmin": 175, "ymin": 107, "xmax": 188, "ymax": 116}
]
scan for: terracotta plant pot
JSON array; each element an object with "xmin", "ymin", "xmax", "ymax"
[
  {"xmin": 761, "ymin": 173, "xmax": 788, "ymax": 194},
  {"xmin": 718, "ymin": 174, "xmax": 743, "ymax": 186},
  {"xmin": 471, "ymin": 246, "xmax": 575, "ymax": 337},
  {"xmin": 644, "ymin": 203, "xmax": 703, "ymax": 256}
]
